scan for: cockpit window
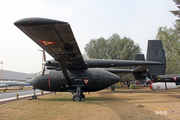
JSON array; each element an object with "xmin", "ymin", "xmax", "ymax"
[
  {"xmin": 36, "ymin": 71, "xmax": 42, "ymax": 76},
  {"xmin": 44, "ymin": 69, "xmax": 50, "ymax": 75}
]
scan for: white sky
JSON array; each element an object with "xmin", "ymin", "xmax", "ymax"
[{"xmin": 0, "ymin": 0, "xmax": 178, "ymax": 73}]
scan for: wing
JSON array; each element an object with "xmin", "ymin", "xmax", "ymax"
[
  {"xmin": 14, "ymin": 18, "xmax": 87, "ymax": 86},
  {"xmin": 14, "ymin": 18, "xmax": 87, "ymax": 70}
]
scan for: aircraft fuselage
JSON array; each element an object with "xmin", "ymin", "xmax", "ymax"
[
  {"xmin": 153, "ymin": 74, "xmax": 180, "ymax": 82},
  {"xmin": 30, "ymin": 68, "xmax": 120, "ymax": 92}
]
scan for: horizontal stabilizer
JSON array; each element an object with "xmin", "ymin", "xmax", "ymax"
[
  {"xmin": 132, "ymin": 66, "xmax": 147, "ymax": 73},
  {"xmin": 104, "ymin": 69, "xmax": 132, "ymax": 73}
]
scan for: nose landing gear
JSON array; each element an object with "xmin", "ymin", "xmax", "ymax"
[{"xmin": 32, "ymin": 88, "xmax": 37, "ymax": 100}]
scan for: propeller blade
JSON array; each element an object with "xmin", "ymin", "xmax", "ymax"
[
  {"xmin": 43, "ymin": 50, "xmax": 46, "ymax": 62},
  {"xmin": 42, "ymin": 66, "xmax": 46, "ymax": 75},
  {"xmin": 38, "ymin": 49, "xmax": 47, "ymax": 75}
]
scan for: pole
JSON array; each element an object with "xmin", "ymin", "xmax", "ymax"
[
  {"xmin": 1, "ymin": 61, "xmax": 3, "ymax": 81},
  {"xmin": 165, "ymin": 82, "xmax": 168, "ymax": 90}
]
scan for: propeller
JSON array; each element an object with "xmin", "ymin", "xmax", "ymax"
[{"xmin": 38, "ymin": 49, "xmax": 46, "ymax": 75}]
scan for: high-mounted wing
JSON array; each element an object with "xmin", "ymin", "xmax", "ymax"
[
  {"xmin": 14, "ymin": 18, "xmax": 87, "ymax": 70},
  {"xmin": 14, "ymin": 18, "xmax": 87, "ymax": 86}
]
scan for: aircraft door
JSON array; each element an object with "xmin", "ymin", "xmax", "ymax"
[{"xmin": 49, "ymin": 71, "xmax": 66, "ymax": 91}]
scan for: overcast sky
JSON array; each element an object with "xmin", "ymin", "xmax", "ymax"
[{"xmin": 0, "ymin": 0, "xmax": 178, "ymax": 73}]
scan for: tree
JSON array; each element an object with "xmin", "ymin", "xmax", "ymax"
[
  {"xmin": 85, "ymin": 33, "xmax": 141, "ymax": 60},
  {"xmin": 155, "ymin": 0, "xmax": 180, "ymax": 74},
  {"xmin": 156, "ymin": 26, "xmax": 180, "ymax": 74},
  {"xmin": 171, "ymin": 0, "xmax": 180, "ymax": 21},
  {"xmin": 85, "ymin": 33, "xmax": 141, "ymax": 90},
  {"xmin": 171, "ymin": 0, "xmax": 180, "ymax": 32},
  {"xmin": 85, "ymin": 37, "xmax": 109, "ymax": 59}
]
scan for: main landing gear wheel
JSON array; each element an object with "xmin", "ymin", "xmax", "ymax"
[
  {"xmin": 73, "ymin": 95, "xmax": 81, "ymax": 101},
  {"xmin": 81, "ymin": 93, "xmax": 85, "ymax": 99}
]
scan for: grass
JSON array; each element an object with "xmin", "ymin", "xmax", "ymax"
[{"xmin": 1, "ymin": 87, "xmax": 180, "ymax": 120}]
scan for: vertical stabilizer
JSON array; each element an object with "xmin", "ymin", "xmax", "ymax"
[
  {"xmin": 146, "ymin": 40, "xmax": 166, "ymax": 76},
  {"xmin": 132, "ymin": 54, "xmax": 146, "ymax": 80},
  {"xmin": 132, "ymin": 54, "xmax": 145, "ymax": 69}
]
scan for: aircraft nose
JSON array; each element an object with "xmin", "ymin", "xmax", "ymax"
[
  {"xmin": 30, "ymin": 77, "xmax": 39, "ymax": 88},
  {"xmin": 110, "ymin": 73, "xmax": 120, "ymax": 84},
  {"xmin": 114, "ymin": 75, "xmax": 120, "ymax": 83}
]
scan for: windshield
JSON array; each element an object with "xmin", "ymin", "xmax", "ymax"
[{"xmin": 36, "ymin": 71, "xmax": 42, "ymax": 76}]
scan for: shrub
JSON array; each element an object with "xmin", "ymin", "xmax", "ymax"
[
  {"xmin": 3, "ymin": 88, "xmax": 6, "ymax": 92},
  {"xmin": 129, "ymin": 84, "xmax": 138, "ymax": 89}
]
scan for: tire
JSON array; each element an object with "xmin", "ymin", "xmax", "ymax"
[
  {"xmin": 32, "ymin": 95, "xmax": 37, "ymax": 100},
  {"xmin": 73, "ymin": 95, "xmax": 81, "ymax": 101},
  {"xmin": 81, "ymin": 94, "xmax": 85, "ymax": 99}
]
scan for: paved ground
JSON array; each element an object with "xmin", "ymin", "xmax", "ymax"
[{"xmin": 0, "ymin": 88, "xmax": 49, "ymax": 102}]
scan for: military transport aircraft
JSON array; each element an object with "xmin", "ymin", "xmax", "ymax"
[
  {"xmin": 0, "ymin": 81, "xmax": 27, "ymax": 90},
  {"xmin": 14, "ymin": 18, "xmax": 166, "ymax": 101}
]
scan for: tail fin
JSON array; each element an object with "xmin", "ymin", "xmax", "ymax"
[
  {"xmin": 146, "ymin": 40, "xmax": 166, "ymax": 76},
  {"xmin": 132, "ymin": 54, "xmax": 147, "ymax": 80},
  {"xmin": 132, "ymin": 54, "xmax": 145, "ymax": 69}
]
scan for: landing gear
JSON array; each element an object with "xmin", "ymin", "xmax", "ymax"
[
  {"xmin": 32, "ymin": 95, "xmax": 37, "ymax": 99},
  {"xmin": 81, "ymin": 93, "xmax": 85, "ymax": 99},
  {"xmin": 32, "ymin": 89, "xmax": 37, "ymax": 100},
  {"xmin": 71, "ymin": 86, "xmax": 85, "ymax": 102}
]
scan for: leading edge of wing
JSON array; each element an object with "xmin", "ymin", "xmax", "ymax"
[{"xmin": 14, "ymin": 17, "xmax": 68, "ymax": 26}]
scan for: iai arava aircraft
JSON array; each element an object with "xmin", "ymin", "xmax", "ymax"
[{"xmin": 14, "ymin": 18, "xmax": 166, "ymax": 101}]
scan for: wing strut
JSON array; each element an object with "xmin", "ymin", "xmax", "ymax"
[{"xmin": 58, "ymin": 61, "xmax": 71, "ymax": 87}]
